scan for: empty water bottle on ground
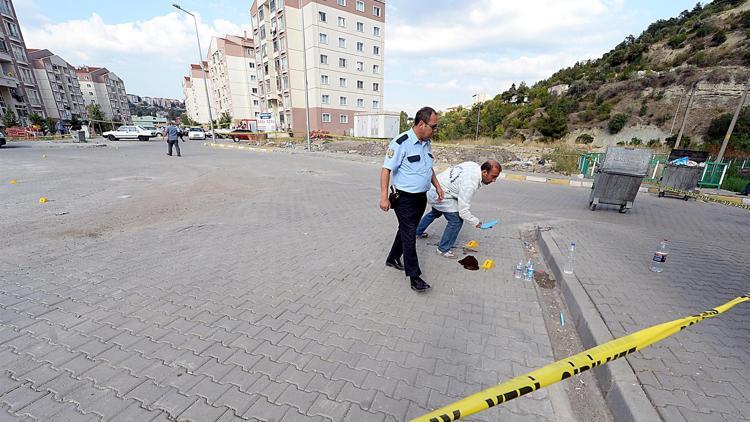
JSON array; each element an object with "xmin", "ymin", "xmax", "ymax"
[
  {"xmin": 650, "ymin": 239, "xmax": 669, "ymax": 273},
  {"xmin": 514, "ymin": 262, "xmax": 524, "ymax": 279},
  {"xmin": 524, "ymin": 260, "xmax": 534, "ymax": 281},
  {"xmin": 563, "ymin": 242, "xmax": 576, "ymax": 274}
]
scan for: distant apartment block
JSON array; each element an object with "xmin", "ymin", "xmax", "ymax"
[
  {"xmin": 207, "ymin": 35, "xmax": 260, "ymax": 123},
  {"xmin": 76, "ymin": 66, "xmax": 131, "ymax": 123},
  {"xmin": 28, "ymin": 49, "xmax": 87, "ymax": 121},
  {"xmin": 128, "ymin": 95, "xmax": 182, "ymax": 108},
  {"xmin": 249, "ymin": 0, "xmax": 385, "ymax": 135},
  {"xmin": 182, "ymin": 62, "xmax": 213, "ymax": 124},
  {"xmin": 0, "ymin": 0, "xmax": 45, "ymax": 123}
]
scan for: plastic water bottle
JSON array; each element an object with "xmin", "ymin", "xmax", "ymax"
[
  {"xmin": 563, "ymin": 243, "xmax": 576, "ymax": 274},
  {"xmin": 514, "ymin": 262, "xmax": 524, "ymax": 279},
  {"xmin": 524, "ymin": 260, "xmax": 534, "ymax": 281},
  {"xmin": 649, "ymin": 240, "xmax": 669, "ymax": 273}
]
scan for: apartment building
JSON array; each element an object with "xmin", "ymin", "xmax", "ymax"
[
  {"xmin": 250, "ymin": 0, "xmax": 385, "ymax": 135},
  {"xmin": 207, "ymin": 35, "xmax": 260, "ymax": 123},
  {"xmin": 76, "ymin": 66, "xmax": 131, "ymax": 123},
  {"xmin": 0, "ymin": 0, "xmax": 45, "ymax": 124},
  {"xmin": 28, "ymin": 49, "xmax": 88, "ymax": 121},
  {"xmin": 182, "ymin": 62, "xmax": 213, "ymax": 124}
]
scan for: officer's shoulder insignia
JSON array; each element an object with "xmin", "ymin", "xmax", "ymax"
[
  {"xmin": 395, "ymin": 133, "xmax": 408, "ymax": 144},
  {"xmin": 386, "ymin": 148, "xmax": 395, "ymax": 158}
]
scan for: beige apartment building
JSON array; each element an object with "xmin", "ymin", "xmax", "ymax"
[
  {"xmin": 250, "ymin": 0, "xmax": 385, "ymax": 135},
  {"xmin": 183, "ymin": 62, "xmax": 213, "ymax": 124},
  {"xmin": 76, "ymin": 66, "xmax": 131, "ymax": 123},
  {"xmin": 207, "ymin": 35, "xmax": 260, "ymax": 124},
  {"xmin": 0, "ymin": 0, "xmax": 45, "ymax": 124},
  {"xmin": 28, "ymin": 49, "xmax": 87, "ymax": 122}
]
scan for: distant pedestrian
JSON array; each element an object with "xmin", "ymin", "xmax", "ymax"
[
  {"xmin": 380, "ymin": 106, "xmax": 444, "ymax": 292},
  {"xmin": 416, "ymin": 160, "xmax": 502, "ymax": 258},
  {"xmin": 164, "ymin": 121, "xmax": 181, "ymax": 157}
]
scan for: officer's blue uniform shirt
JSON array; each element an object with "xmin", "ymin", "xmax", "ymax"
[{"xmin": 383, "ymin": 128, "xmax": 434, "ymax": 193}]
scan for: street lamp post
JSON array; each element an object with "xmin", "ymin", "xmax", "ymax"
[
  {"xmin": 299, "ymin": 0, "xmax": 312, "ymax": 151},
  {"xmin": 173, "ymin": 3, "xmax": 216, "ymax": 143}
]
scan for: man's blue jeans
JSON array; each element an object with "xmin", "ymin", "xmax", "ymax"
[{"xmin": 416, "ymin": 207, "xmax": 463, "ymax": 253}]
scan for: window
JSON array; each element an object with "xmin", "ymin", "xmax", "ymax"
[
  {"xmin": 319, "ymin": 33, "xmax": 328, "ymax": 44},
  {"xmin": 356, "ymin": 61, "xmax": 363, "ymax": 71},
  {"xmin": 357, "ymin": 98, "xmax": 364, "ymax": 107},
  {"xmin": 339, "ymin": 58, "xmax": 346, "ymax": 68},
  {"xmin": 373, "ymin": 46, "xmax": 380, "ymax": 55},
  {"xmin": 319, "ymin": 11, "xmax": 327, "ymax": 22},
  {"xmin": 339, "ymin": 96, "xmax": 347, "ymax": 106},
  {"xmin": 373, "ymin": 6, "xmax": 381, "ymax": 17},
  {"xmin": 320, "ymin": 54, "xmax": 328, "ymax": 64},
  {"xmin": 338, "ymin": 17, "xmax": 346, "ymax": 27},
  {"xmin": 322, "ymin": 94, "xmax": 330, "ymax": 104},
  {"xmin": 356, "ymin": 22, "xmax": 364, "ymax": 32},
  {"xmin": 373, "ymin": 26, "xmax": 380, "ymax": 37},
  {"xmin": 322, "ymin": 113, "xmax": 331, "ymax": 122},
  {"xmin": 373, "ymin": 64, "xmax": 380, "ymax": 74},
  {"xmin": 253, "ymin": 99, "xmax": 259, "ymax": 106},
  {"xmin": 338, "ymin": 0, "xmax": 346, "ymax": 5},
  {"xmin": 373, "ymin": 82, "xmax": 379, "ymax": 91},
  {"xmin": 356, "ymin": 1, "xmax": 364, "ymax": 12},
  {"xmin": 340, "ymin": 114, "xmax": 348, "ymax": 123},
  {"xmin": 321, "ymin": 74, "xmax": 329, "ymax": 85},
  {"xmin": 373, "ymin": 100, "xmax": 380, "ymax": 109},
  {"xmin": 339, "ymin": 77, "xmax": 347, "ymax": 87},
  {"xmin": 338, "ymin": 37, "xmax": 346, "ymax": 48},
  {"xmin": 356, "ymin": 42, "xmax": 364, "ymax": 52},
  {"xmin": 357, "ymin": 80, "xmax": 364, "ymax": 89}
]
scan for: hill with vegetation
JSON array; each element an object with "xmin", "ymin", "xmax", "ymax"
[{"xmin": 436, "ymin": 0, "xmax": 750, "ymax": 156}]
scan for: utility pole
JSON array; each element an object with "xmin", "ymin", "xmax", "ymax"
[
  {"xmin": 669, "ymin": 91, "xmax": 684, "ymax": 136},
  {"xmin": 674, "ymin": 82, "xmax": 696, "ymax": 150},
  {"xmin": 300, "ymin": 0, "xmax": 312, "ymax": 151},
  {"xmin": 475, "ymin": 103, "xmax": 480, "ymax": 142},
  {"xmin": 715, "ymin": 81, "xmax": 750, "ymax": 163}
]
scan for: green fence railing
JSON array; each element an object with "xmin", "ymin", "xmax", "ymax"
[{"xmin": 698, "ymin": 162, "xmax": 728, "ymax": 189}]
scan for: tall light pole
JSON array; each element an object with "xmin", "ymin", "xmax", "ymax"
[
  {"xmin": 299, "ymin": 0, "xmax": 312, "ymax": 151},
  {"xmin": 173, "ymin": 3, "xmax": 216, "ymax": 142}
]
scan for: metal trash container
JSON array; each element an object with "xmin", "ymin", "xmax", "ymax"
[
  {"xmin": 658, "ymin": 149, "xmax": 708, "ymax": 200},
  {"xmin": 588, "ymin": 146, "xmax": 651, "ymax": 213}
]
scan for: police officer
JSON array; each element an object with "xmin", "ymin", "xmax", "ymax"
[{"xmin": 380, "ymin": 107, "xmax": 445, "ymax": 292}]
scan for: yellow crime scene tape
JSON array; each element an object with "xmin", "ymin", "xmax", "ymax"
[
  {"xmin": 412, "ymin": 292, "xmax": 750, "ymax": 422},
  {"xmin": 654, "ymin": 183, "xmax": 750, "ymax": 211}
]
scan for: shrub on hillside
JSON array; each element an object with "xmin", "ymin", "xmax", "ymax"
[
  {"xmin": 608, "ymin": 113, "xmax": 628, "ymax": 134},
  {"xmin": 576, "ymin": 133, "xmax": 594, "ymax": 144},
  {"xmin": 710, "ymin": 30, "xmax": 727, "ymax": 46},
  {"xmin": 647, "ymin": 139, "xmax": 662, "ymax": 147},
  {"xmin": 542, "ymin": 147, "xmax": 580, "ymax": 175},
  {"xmin": 665, "ymin": 134, "xmax": 693, "ymax": 149},
  {"xmin": 628, "ymin": 137, "xmax": 643, "ymax": 146},
  {"xmin": 668, "ymin": 33, "xmax": 687, "ymax": 48}
]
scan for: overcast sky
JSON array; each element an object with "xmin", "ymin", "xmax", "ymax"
[{"xmin": 17, "ymin": 0, "xmax": 699, "ymax": 113}]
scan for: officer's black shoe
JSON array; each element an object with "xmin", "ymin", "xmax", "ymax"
[
  {"xmin": 385, "ymin": 258, "xmax": 404, "ymax": 271},
  {"xmin": 410, "ymin": 277, "xmax": 431, "ymax": 292}
]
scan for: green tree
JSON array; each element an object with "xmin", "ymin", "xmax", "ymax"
[
  {"xmin": 44, "ymin": 117, "xmax": 56, "ymax": 134},
  {"xmin": 705, "ymin": 106, "xmax": 750, "ymax": 153},
  {"xmin": 180, "ymin": 113, "xmax": 197, "ymax": 126},
  {"xmin": 218, "ymin": 111, "xmax": 232, "ymax": 129},
  {"xmin": 399, "ymin": 111, "xmax": 409, "ymax": 132},
  {"xmin": 86, "ymin": 104, "xmax": 107, "ymax": 133},
  {"xmin": 2, "ymin": 109, "xmax": 18, "ymax": 128},
  {"xmin": 29, "ymin": 112, "xmax": 44, "ymax": 128},
  {"xmin": 608, "ymin": 113, "xmax": 629, "ymax": 134}
]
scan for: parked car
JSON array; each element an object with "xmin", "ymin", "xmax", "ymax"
[
  {"xmin": 141, "ymin": 125, "xmax": 160, "ymax": 137},
  {"xmin": 228, "ymin": 129, "xmax": 254, "ymax": 142},
  {"xmin": 102, "ymin": 125, "xmax": 153, "ymax": 142},
  {"xmin": 0, "ymin": 129, "xmax": 5, "ymax": 148},
  {"xmin": 187, "ymin": 127, "xmax": 206, "ymax": 140}
]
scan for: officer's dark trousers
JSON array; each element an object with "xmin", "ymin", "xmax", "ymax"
[
  {"xmin": 168, "ymin": 139, "xmax": 181, "ymax": 156},
  {"xmin": 387, "ymin": 190, "xmax": 427, "ymax": 278}
]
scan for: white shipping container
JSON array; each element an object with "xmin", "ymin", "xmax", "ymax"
[{"xmin": 353, "ymin": 112, "xmax": 400, "ymax": 139}]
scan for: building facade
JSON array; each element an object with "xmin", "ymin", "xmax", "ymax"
[
  {"xmin": 28, "ymin": 49, "xmax": 87, "ymax": 122},
  {"xmin": 249, "ymin": 0, "xmax": 385, "ymax": 135},
  {"xmin": 76, "ymin": 66, "xmax": 131, "ymax": 123},
  {"xmin": 0, "ymin": 0, "xmax": 45, "ymax": 124},
  {"xmin": 182, "ymin": 62, "xmax": 213, "ymax": 124},
  {"xmin": 207, "ymin": 35, "xmax": 260, "ymax": 124}
]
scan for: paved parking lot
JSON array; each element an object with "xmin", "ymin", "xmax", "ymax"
[{"xmin": 1, "ymin": 140, "xmax": 748, "ymax": 421}]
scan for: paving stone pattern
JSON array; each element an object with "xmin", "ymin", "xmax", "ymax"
[{"xmin": 0, "ymin": 143, "xmax": 562, "ymax": 421}]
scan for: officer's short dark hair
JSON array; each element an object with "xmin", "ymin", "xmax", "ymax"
[
  {"xmin": 481, "ymin": 160, "xmax": 502, "ymax": 173},
  {"xmin": 414, "ymin": 107, "xmax": 436, "ymax": 126}
]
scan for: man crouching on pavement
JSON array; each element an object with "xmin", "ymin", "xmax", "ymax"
[
  {"xmin": 417, "ymin": 160, "xmax": 502, "ymax": 258},
  {"xmin": 380, "ymin": 107, "xmax": 445, "ymax": 292}
]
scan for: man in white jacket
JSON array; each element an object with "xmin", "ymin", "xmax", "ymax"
[{"xmin": 416, "ymin": 160, "xmax": 502, "ymax": 258}]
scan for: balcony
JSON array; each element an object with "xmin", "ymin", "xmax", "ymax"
[{"xmin": 0, "ymin": 73, "xmax": 17, "ymax": 88}]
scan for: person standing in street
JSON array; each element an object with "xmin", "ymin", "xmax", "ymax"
[
  {"xmin": 164, "ymin": 121, "xmax": 181, "ymax": 157},
  {"xmin": 380, "ymin": 107, "xmax": 445, "ymax": 292},
  {"xmin": 416, "ymin": 160, "xmax": 502, "ymax": 257}
]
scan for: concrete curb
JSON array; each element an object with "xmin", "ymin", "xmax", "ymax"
[
  {"xmin": 498, "ymin": 172, "xmax": 594, "ymax": 188},
  {"xmin": 536, "ymin": 228, "xmax": 661, "ymax": 422}
]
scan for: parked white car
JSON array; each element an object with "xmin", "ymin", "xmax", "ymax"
[
  {"xmin": 187, "ymin": 127, "xmax": 206, "ymax": 140},
  {"xmin": 141, "ymin": 125, "xmax": 160, "ymax": 137},
  {"xmin": 102, "ymin": 125, "xmax": 153, "ymax": 142}
]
